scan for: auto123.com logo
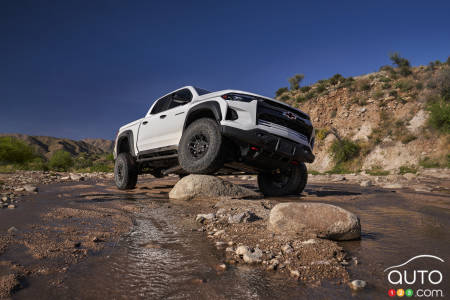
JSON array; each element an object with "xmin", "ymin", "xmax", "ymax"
[{"xmin": 384, "ymin": 255, "xmax": 445, "ymax": 298}]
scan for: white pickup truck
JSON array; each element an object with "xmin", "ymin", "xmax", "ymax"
[{"xmin": 113, "ymin": 86, "xmax": 315, "ymax": 196}]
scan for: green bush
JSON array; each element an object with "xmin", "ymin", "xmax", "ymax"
[
  {"xmin": 401, "ymin": 134, "xmax": 417, "ymax": 144},
  {"xmin": 48, "ymin": 150, "xmax": 74, "ymax": 171},
  {"xmin": 90, "ymin": 163, "xmax": 113, "ymax": 173},
  {"xmin": 275, "ymin": 87, "xmax": 289, "ymax": 97},
  {"xmin": 395, "ymin": 79, "xmax": 414, "ymax": 92},
  {"xmin": 427, "ymin": 99, "xmax": 450, "ymax": 133},
  {"xmin": 305, "ymin": 91, "xmax": 316, "ymax": 100},
  {"xmin": 382, "ymin": 83, "xmax": 392, "ymax": 89},
  {"xmin": 419, "ymin": 157, "xmax": 441, "ymax": 168},
  {"xmin": 300, "ymin": 86, "xmax": 311, "ymax": 93},
  {"xmin": 399, "ymin": 165, "xmax": 417, "ymax": 174},
  {"xmin": 330, "ymin": 139, "xmax": 360, "ymax": 163},
  {"xmin": 0, "ymin": 137, "xmax": 36, "ymax": 164},
  {"xmin": 74, "ymin": 155, "xmax": 94, "ymax": 169},
  {"xmin": 389, "ymin": 90, "xmax": 398, "ymax": 98},
  {"xmin": 295, "ymin": 95, "xmax": 306, "ymax": 103},
  {"xmin": 389, "ymin": 52, "xmax": 412, "ymax": 76},
  {"xmin": 280, "ymin": 94, "xmax": 290, "ymax": 101},
  {"xmin": 288, "ymin": 74, "xmax": 304, "ymax": 90},
  {"xmin": 379, "ymin": 76, "xmax": 391, "ymax": 83},
  {"xmin": 373, "ymin": 90, "xmax": 384, "ymax": 99},
  {"xmin": 316, "ymin": 128, "xmax": 329, "ymax": 141},
  {"xmin": 329, "ymin": 74, "xmax": 344, "ymax": 85},
  {"xmin": 379, "ymin": 65, "xmax": 396, "ymax": 75},
  {"xmin": 437, "ymin": 68, "xmax": 450, "ymax": 101},
  {"xmin": 326, "ymin": 163, "xmax": 352, "ymax": 174},
  {"xmin": 389, "ymin": 52, "xmax": 411, "ymax": 68},
  {"xmin": 415, "ymin": 82, "xmax": 424, "ymax": 90},
  {"xmin": 366, "ymin": 166, "xmax": 390, "ymax": 176},
  {"xmin": 315, "ymin": 83, "xmax": 327, "ymax": 93}
]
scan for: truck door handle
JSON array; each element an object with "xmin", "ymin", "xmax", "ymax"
[
  {"xmin": 160, "ymin": 115, "xmax": 167, "ymax": 119},
  {"xmin": 142, "ymin": 121, "xmax": 148, "ymax": 125}
]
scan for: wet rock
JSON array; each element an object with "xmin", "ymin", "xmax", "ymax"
[
  {"xmin": 72, "ymin": 174, "xmax": 85, "ymax": 181},
  {"xmin": 243, "ymin": 248, "xmax": 263, "ymax": 264},
  {"xmin": 228, "ymin": 210, "xmax": 259, "ymax": 224},
  {"xmin": 23, "ymin": 185, "xmax": 38, "ymax": 192},
  {"xmin": 360, "ymin": 180, "xmax": 372, "ymax": 187},
  {"xmin": 213, "ymin": 229, "xmax": 225, "ymax": 237},
  {"xmin": 7, "ymin": 204, "xmax": 16, "ymax": 209},
  {"xmin": 332, "ymin": 175, "xmax": 346, "ymax": 182},
  {"xmin": 349, "ymin": 279, "xmax": 367, "ymax": 291},
  {"xmin": 61, "ymin": 176, "xmax": 70, "ymax": 180},
  {"xmin": 235, "ymin": 245, "xmax": 250, "ymax": 256},
  {"xmin": 195, "ymin": 213, "xmax": 215, "ymax": 223},
  {"xmin": 7, "ymin": 227, "xmax": 19, "ymax": 234},
  {"xmin": 268, "ymin": 202, "xmax": 361, "ymax": 241},
  {"xmin": 92, "ymin": 237, "xmax": 102, "ymax": 243},
  {"xmin": 290, "ymin": 270, "xmax": 300, "ymax": 277},
  {"xmin": 266, "ymin": 259, "xmax": 279, "ymax": 270},
  {"xmin": 14, "ymin": 187, "xmax": 24, "ymax": 192},
  {"xmin": 1, "ymin": 196, "xmax": 8, "ymax": 202},
  {"xmin": 169, "ymin": 175, "xmax": 261, "ymax": 201},
  {"xmin": 216, "ymin": 264, "xmax": 227, "ymax": 271}
]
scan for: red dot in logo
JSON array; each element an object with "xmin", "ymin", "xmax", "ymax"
[{"xmin": 388, "ymin": 289, "xmax": 396, "ymax": 297}]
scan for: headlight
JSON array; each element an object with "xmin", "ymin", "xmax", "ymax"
[{"xmin": 221, "ymin": 93, "xmax": 257, "ymax": 102}]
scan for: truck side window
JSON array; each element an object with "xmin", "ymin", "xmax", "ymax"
[
  {"xmin": 150, "ymin": 95, "xmax": 171, "ymax": 114},
  {"xmin": 168, "ymin": 89, "xmax": 192, "ymax": 109}
]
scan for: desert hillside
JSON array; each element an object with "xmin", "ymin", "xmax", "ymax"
[
  {"xmin": 276, "ymin": 55, "xmax": 449, "ymax": 173},
  {"xmin": 0, "ymin": 133, "xmax": 112, "ymax": 159}
]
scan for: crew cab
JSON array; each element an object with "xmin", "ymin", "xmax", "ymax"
[{"xmin": 113, "ymin": 86, "xmax": 315, "ymax": 196}]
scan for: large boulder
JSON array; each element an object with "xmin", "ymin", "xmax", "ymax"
[
  {"xmin": 268, "ymin": 202, "xmax": 361, "ymax": 241},
  {"xmin": 169, "ymin": 175, "xmax": 261, "ymax": 201}
]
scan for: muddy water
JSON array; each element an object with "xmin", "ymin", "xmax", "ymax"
[
  {"xmin": 303, "ymin": 184, "xmax": 450, "ymax": 298},
  {"xmin": 10, "ymin": 180, "xmax": 450, "ymax": 299}
]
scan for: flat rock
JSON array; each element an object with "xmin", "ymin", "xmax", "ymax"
[
  {"xmin": 349, "ymin": 279, "xmax": 367, "ymax": 291},
  {"xmin": 268, "ymin": 202, "xmax": 361, "ymax": 241},
  {"xmin": 360, "ymin": 180, "xmax": 372, "ymax": 187},
  {"xmin": 382, "ymin": 183, "xmax": 403, "ymax": 189},
  {"xmin": 169, "ymin": 175, "xmax": 261, "ymax": 201},
  {"xmin": 70, "ymin": 174, "xmax": 84, "ymax": 181},
  {"xmin": 23, "ymin": 185, "xmax": 38, "ymax": 192}
]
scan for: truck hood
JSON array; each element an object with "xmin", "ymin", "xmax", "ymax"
[
  {"xmin": 197, "ymin": 89, "xmax": 310, "ymax": 119},
  {"xmin": 119, "ymin": 118, "xmax": 142, "ymax": 132}
]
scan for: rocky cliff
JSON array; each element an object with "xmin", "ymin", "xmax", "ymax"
[{"xmin": 277, "ymin": 61, "xmax": 449, "ymax": 173}]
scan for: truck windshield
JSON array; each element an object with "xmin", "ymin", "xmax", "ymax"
[{"xmin": 194, "ymin": 87, "xmax": 211, "ymax": 96}]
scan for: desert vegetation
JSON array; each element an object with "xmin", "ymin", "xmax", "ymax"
[
  {"xmin": 0, "ymin": 136, "xmax": 114, "ymax": 173},
  {"xmin": 276, "ymin": 53, "xmax": 450, "ymax": 173}
]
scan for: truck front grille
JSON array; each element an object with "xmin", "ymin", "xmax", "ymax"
[{"xmin": 256, "ymin": 100, "xmax": 313, "ymax": 142}]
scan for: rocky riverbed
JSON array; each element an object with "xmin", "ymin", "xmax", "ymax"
[{"xmin": 0, "ymin": 170, "xmax": 449, "ymax": 299}]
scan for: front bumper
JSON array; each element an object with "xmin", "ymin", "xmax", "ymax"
[{"xmin": 221, "ymin": 125, "xmax": 315, "ymax": 163}]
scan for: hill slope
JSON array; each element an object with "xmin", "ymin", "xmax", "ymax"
[
  {"xmin": 276, "ymin": 62, "xmax": 449, "ymax": 173},
  {"xmin": 0, "ymin": 134, "xmax": 113, "ymax": 159}
]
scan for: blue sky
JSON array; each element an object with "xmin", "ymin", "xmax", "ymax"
[{"xmin": 1, "ymin": 0, "xmax": 449, "ymax": 140}]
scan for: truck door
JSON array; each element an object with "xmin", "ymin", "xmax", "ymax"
[
  {"xmin": 136, "ymin": 89, "xmax": 192, "ymax": 152},
  {"xmin": 136, "ymin": 95, "xmax": 172, "ymax": 152}
]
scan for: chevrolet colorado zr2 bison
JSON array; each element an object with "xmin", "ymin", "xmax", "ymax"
[{"xmin": 113, "ymin": 86, "xmax": 315, "ymax": 196}]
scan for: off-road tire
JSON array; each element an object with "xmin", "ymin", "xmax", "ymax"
[
  {"xmin": 114, "ymin": 152, "xmax": 138, "ymax": 190},
  {"xmin": 178, "ymin": 118, "xmax": 223, "ymax": 174},
  {"xmin": 257, "ymin": 163, "xmax": 308, "ymax": 197}
]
